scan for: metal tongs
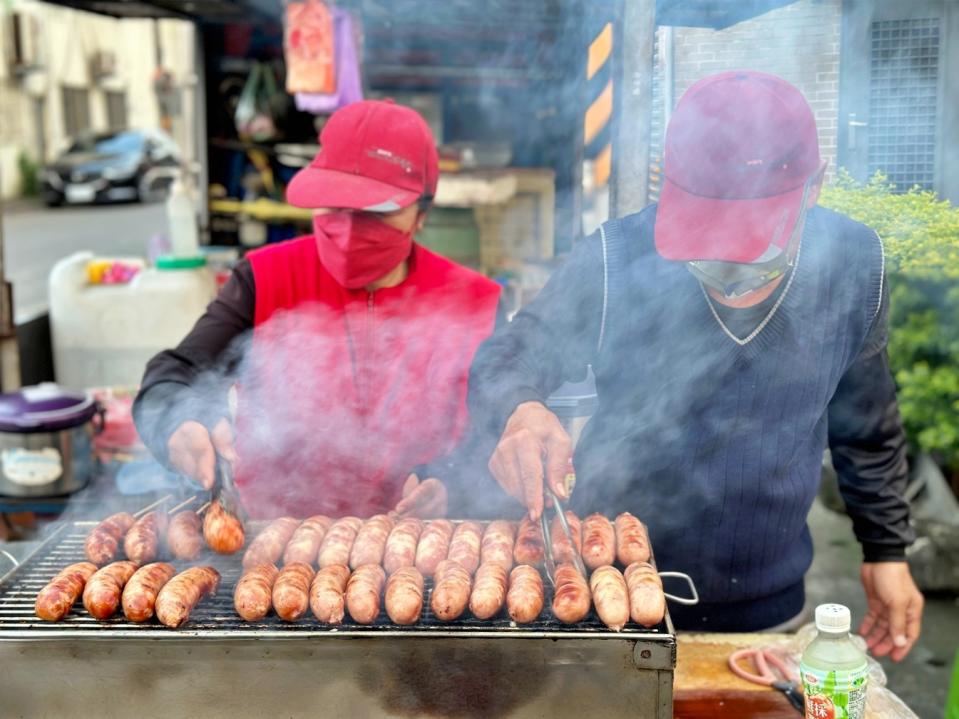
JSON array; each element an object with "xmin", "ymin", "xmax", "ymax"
[
  {"xmin": 540, "ymin": 485, "xmax": 587, "ymax": 587},
  {"xmin": 211, "ymin": 452, "xmax": 248, "ymax": 522}
]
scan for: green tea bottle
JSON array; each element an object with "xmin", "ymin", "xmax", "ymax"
[{"xmin": 799, "ymin": 604, "xmax": 869, "ymax": 719}]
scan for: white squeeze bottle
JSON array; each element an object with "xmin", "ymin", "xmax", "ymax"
[
  {"xmin": 166, "ymin": 174, "xmax": 200, "ymax": 258},
  {"xmin": 800, "ymin": 604, "xmax": 869, "ymax": 719}
]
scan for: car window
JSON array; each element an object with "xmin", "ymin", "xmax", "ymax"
[{"xmin": 68, "ymin": 132, "xmax": 144, "ymax": 155}]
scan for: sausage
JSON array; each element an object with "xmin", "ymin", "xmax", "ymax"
[
  {"xmin": 623, "ymin": 561, "xmax": 666, "ymax": 627},
  {"xmin": 35, "ymin": 562, "xmax": 98, "ymax": 621},
  {"xmin": 447, "ymin": 521, "xmax": 483, "ymax": 574},
  {"xmin": 317, "ymin": 516, "xmax": 363, "ymax": 568},
  {"xmin": 550, "ymin": 511, "xmax": 582, "ymax": 565},
  {"xmin": 507, "ymin": 565, "xmax": 544, "ymax": 624},
  {"xmin": 469, "ymin": 563, "xmax": 509, "ymax": 620},
  {"xmin": 480, "ymin": 520, "xmax": 515, "ymax": 572},
  {"xmin": 430, "ymin": 559, "xmax": 472, "ymax": 621},
  {"xmin": 82, "ymin": 560, "xmax": 138, "ymax": 620},
  {"xmin": 551, "ymin": 563, "xmax": 591, "ymax": 624},
  {"xmin": 202, "ymin": 500, "xmax": 245, "ymax": 554},
  {"xmin": 84, "ymin": 512, "xmax": 135, "ymax": 565},
  {"xmin": 309, "ymin": 565, "xmax": 351, "ymax": 624},
  {"xmin": 614, "ymin": 512, "xmax": 651, "ymax": 566},
  {"xmin": 345, "ymin": 564, "xmax": 386, "ymax": 625},
  {"xmin": 349, "ymin": 514, "xmax": 395, "ymax": 569},
  {"xmin": 121, "ymin": 562, "xmax": 176, "ymax": 622},
  {"xmin": 413, "ymin": 519, "xmax": 454, "ymax": 577},
  {"xmin": 382, "ymin": 517, "xmax": 424, "ymax": 575},
  {"xmin": 272, "ymin": 561, "xmax": 315, "ymax": 622},
  {"xmin": 513, "ymin": 517, "xmax": 545, "ymax": 566},
  {"xmin": 242, "ymin": 517, "xmax": 300, "ymax": 569},
  {"xmin": 155, "ymin": 566, "xmax": 221, "ymax": 628},
  {"xmin": 283, "ymin": 515, "xmax": 332, "ymax": 565},
  {"xmin": 167, "ymin": 511, "xmax": 203, "ymax": 560},
  {"xmin": 384, "ymin": 566, "xmax": 424, "ymax": 625},
  {"xmin": 123, "ymin": 511, "xmax": 168, "ymax": 566},
  {"xmin": 233, "ymin": 564, "xmax": 279, "ymax": 621},
  {"xmin": 581, "ymin": 513, "xmax": 615, "ymax": 570},
  {"xmin": 589, "ymin": 565, "xmax": 630, "ymax": 631}
]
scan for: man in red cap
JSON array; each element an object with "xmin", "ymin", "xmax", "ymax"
[
  {"xmin": 469, "ymin": 72, "xmax": 923, "ymax": 653},
  {"xmin": 134, "ymin": 100, "xmax": 501, "ymax": 519}
]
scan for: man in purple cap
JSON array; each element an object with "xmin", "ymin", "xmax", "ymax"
[{"xmin": 469, "ymin": 71, "xmax": 923, "ymax": 652}]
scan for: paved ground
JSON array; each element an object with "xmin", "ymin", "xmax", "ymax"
[{"xmin": 1, "ymin": 198, "xmax": 166, "ymax": 322}]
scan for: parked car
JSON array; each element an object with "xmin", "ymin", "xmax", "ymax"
[{"xmin": 40, "ymin": 129, "xmax": 181, "ymax": 206}]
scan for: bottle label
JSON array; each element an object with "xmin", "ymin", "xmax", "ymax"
[{"xmin": 800, "ymin": 662, "xmax": 868, "ymax": 719}]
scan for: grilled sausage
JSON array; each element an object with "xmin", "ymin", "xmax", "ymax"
[
  {"xmin": 35, "ymin": 562, "xmax": 97, "ymax": 621},
  {"xmin": 507, "ymin": 565, "xmax": 544, "ymax": 624},
  {"xmin": 551, "ymin": 563, "xmax": 591, "ymax": 624},
  {"xmin": 123, "ymin": 511, "xmax": 167, "ymax": 566},
  {"xmin": 84, "ymin": 512, "xmax": 135, "ymax": 565},
  {"xmin": 203, "ymin": 500, "xmax": 245, "ymax": 554},
  {"xmin": 82, "ymin": 560, "xmax": 138, "ymax": 620},
  {"xmin": 349, "ymin": 514, "xmax": 395, "ymax": 569},
  {"xmin": 413, "ymin": 519, "xmax": 454, "ymax": 577},
  {"xmin": 513, "ymin": 517, "xmax": 545, "ymax": 566},
  {"xmin": 272, "ymin": 561, "xmax": 315, "ymax": 622},
  {"xmin": 283, "ymin": 515, "xmax": 332, "ymax": 566},
  {"xmin": 581, "ymin": 513, "xmax": 615, "ymax": 570},
  {"xmin": 624, "ymin": 561, "xmax": 666, "ymax": 627},
  {"xmin": 167, "ymin": 511, "xmax": 203, "ymax": 560},
  {"xmin": 384, "ymin": 566, "xmax": 424, "ymax": 625},
  {"xmin": 469, "ymin": 563, "xmax": 509, "ymax": 620},
  {"xmin": 345, "ymin": 564, "xmax": 386, "ymax": 625},
  {"xmin": 309, "ymin": 565, "xmax": 351, "ymax": 624},
  {"xmin": 121, "ymin": 562, "xmax": 176, "ymax": 622},
  {"xmin": 317, "ymin": 516, "xmax": 363, "ymax": 568},
  {"xmin": 614, "ymin": 512, "xmax": 651, "ymax": 566},
  {"xmin": 430, "ymin": 559, "xmax": 472, "ymax": 622},
  {"xmin": 447, "ymin": 521, "xmax": 483, "ymax": 574},
  {"xmin": 243, "ymin": 517, "xmax": 300, "ymax": 569},
  {"xmin": 550, "ymin": 511, "xmax": 582, "ymax": 565},
  {"xmin": 382, "ymin": 517, "xmax": 424, "ymax": 575},
  {"xmin": 480, "ymin": 520, "xmax": 515, "ymax": 572},
  {"xmin": 155, "ymin": 566, "xmax": 220, "ymax": 628},
  {"xmin": 589, "ymin": 565, "xmax": 630, "ymax": 631},
  {"xmin": 234, "ymin": 564, "xmax": 279, "ymax": 621}
]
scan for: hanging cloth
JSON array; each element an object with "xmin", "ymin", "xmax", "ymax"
[{"xmin": 285, "ymin": 0, "xmax": 337, "ymax": 95}]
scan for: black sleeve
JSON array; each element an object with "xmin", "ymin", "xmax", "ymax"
[
  {"xmin": 827, "ymin": 278, "xmax": 914, "ymax": 562},
  {"xmin": 132, "ymin": 259, "xmax": 256, "ymax": 465}
]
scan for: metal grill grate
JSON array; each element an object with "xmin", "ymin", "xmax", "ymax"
[
  {"xmin": 0, "ymin": 522, "xmax": 673, "ymax": 641},
  {"xmin": 868, "ymin": 18, "xmax": 940, "ymax": 191}
]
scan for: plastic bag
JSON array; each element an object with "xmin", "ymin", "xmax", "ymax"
[
  {"xmin": 294, "ymin": 7, "xmax": 363, "ymax": 114},
  {"xmin": 235, "ymin": 63, "xmax": 279, "ymax": 142},
  {"xmin": 285, "ymin": 0, "xmax": 336, "ymax": 94}
]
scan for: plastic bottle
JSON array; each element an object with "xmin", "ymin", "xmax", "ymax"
[
  {"xmin": 800, "ymin": 604, "xmax": 869, "ymax": 719},
  {"xmin": 166, "ymin": 174, "xmax": 200, "ymax": 258}
]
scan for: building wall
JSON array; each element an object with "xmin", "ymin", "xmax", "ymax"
[
  {"xmin": 668, "ymin": 0, "xmax": 842, "ymax": 180},
  {"xmin": 0, "ymin": 0, "xmax": 196, "ymax": 199}
]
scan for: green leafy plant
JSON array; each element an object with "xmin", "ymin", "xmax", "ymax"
[
  {"xmin": 17, "ymin": 151, "xmax": 40, "ymax": 198},
  {"xmin": 820, "ymin": 171, "xmax": 959, "ymax": 481}
]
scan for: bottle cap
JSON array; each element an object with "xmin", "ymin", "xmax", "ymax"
[{"xmin": 815, "ymin": 603, "xmax": 851, "ymax": 633}]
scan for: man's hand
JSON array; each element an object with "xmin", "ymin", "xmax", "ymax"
[
  {"xmin": 487, "ymin": 401, "xmax": 573, "ymax": 520},
  {"xmin": 391, "ymin": 474, "xmax": 447, "ymax": 518},
  {"xmin": 167, "ymin": 418, "xmax": 236, "ymax": 490},
  {"xmin": 859, "ymin": 562, "xmax": 924, "ymax": 662}
]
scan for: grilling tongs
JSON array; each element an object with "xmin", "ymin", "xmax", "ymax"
[
  {"xmin": 211, "ymin": 451, "xmax": 248, "ymax": 522},
  {"xmin": 540, "ymin": 485, "xmax": 587, "ymax": 587}
]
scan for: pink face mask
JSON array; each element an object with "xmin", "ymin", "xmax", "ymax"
[{"xmin": 313, "ymin": 211, "xmax": 414, "ymax": 289}]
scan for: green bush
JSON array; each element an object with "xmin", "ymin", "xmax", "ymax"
[
  {"xmin": 17, "ymin": 151, "xmax": 40, "ymax": 198},
  {"xmin": 820, "ymin": 171, "xmax": 959, "ymax": 477}
]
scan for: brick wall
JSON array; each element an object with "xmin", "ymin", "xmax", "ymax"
[{"xmin": 670, "ymin": 0, "xmax": 842, "ymax": 179}]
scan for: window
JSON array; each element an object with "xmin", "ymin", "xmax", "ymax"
[
  {"xmin": 61, "ymin": 86, "xmax": 91, "ymax": 139},
  {"xmin": 105, "ymin": 91, "xmax": 127, "ymax": 131}
]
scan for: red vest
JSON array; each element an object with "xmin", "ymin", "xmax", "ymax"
[{"xmin": 236, "ymin": 236, "xmax": 500, "ymax": 518}]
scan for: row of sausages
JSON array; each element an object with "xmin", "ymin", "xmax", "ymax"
[
  {"xmin": 35, "ymin": 561, "xmax": 220, "ymax": 628},
  {"xmin": 235, "ymin": 559, "xmax": 665, "ymax": 630},
  {"xmin": 83, "ymin": 500, "xmax": 245, "ymax": 567}
]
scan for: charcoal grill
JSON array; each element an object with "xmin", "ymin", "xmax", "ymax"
[{"xmin": 0, "ymin": 521, "xmax": 676, "ymax": 718}]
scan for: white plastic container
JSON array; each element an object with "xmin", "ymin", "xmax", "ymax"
[
  {"xmin": 166, "ymin": 177, "xmax": 200, "ymax": 257},
  {"xmin": 49, "ymin": 251, "xmax": 216, "ymax": 389}
]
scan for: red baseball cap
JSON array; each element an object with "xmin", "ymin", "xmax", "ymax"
[
  {"xmin": 287, "ymin": 100, "xmax": 439, "ymax": 212},
  {"xmin": 655, "ymin": 71, "xmax": 822, "ymax": 263}
]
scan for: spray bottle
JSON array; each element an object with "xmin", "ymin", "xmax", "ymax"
[
  {"xmin": 800, "ymin": 603, "xmax": 869, "ymax": 719},
  {"xmin": 166, "ymin": 169, "xmax": 200, "ymax": 258}
]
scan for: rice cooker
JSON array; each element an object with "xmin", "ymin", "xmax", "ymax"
[{"xmin": 0, "ymin": 383, "xmax": 101, "ymax": 497}]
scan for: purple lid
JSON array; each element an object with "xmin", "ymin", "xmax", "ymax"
[{"xmin": 0, "ymin": 383, "xmax": 97, "ymax": 433}]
